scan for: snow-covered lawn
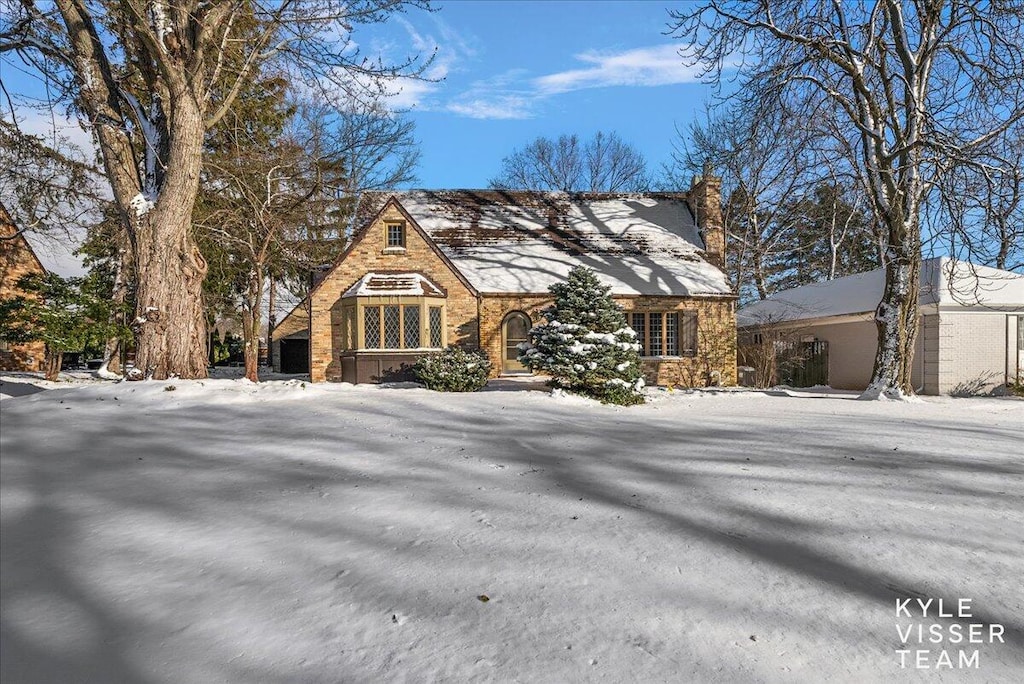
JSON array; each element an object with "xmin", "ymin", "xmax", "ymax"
[{"xmin": 2, "ymin": 377, "xmax": 1022, "ymax": 682}]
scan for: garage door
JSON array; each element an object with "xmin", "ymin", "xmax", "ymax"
[{"xmin": 279, "ymin": 339, "xmax": 309, "ymax": 374}]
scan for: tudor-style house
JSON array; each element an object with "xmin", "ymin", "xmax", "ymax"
[{"xmin": 273, "ymin": 172, "xmax": 737, "ymax": 386}]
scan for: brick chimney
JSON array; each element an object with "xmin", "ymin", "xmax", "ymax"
[{"xmin": 689, "ymin": 161, "xmax": 725, "ymax": 268}]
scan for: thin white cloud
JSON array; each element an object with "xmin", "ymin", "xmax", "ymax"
[
  {"xmin": 381, "ymin": 16, "xmax": 476, "ymax": 111},
  {"xmin": 387, "ymin": 77, "xmax": 440, "ymax": 110},
  {"xmin": 440, "ymin": 44, "xmax": 701, "ymax": 120},
  {"xmin": 534, "ymin": 44, "xmax": 701, "ymax": 95},
  {"xmin": 446, "ymin": 95, "xmax": 533, "ymax": 120}
]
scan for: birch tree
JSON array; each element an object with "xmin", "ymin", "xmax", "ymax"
[
  {"xmin": 670, "ymin": 0, "xmax": 1024, "ymax": 398},
  {"xmin": 1, "ymin": 0, "xmax": 431, "ymax": 379}
]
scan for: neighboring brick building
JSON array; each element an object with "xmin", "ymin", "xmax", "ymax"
[
  {"xmin": 274, "ymin": 175, "xmax": 737, "ymax": 386},
  {"xmin": 0, "ymin": 206, "xmax": 47, "ymax": 372}
]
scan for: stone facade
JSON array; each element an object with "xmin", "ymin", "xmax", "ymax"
[
  {"xmin": 0, "ymin": 208, "xmax": 47, "ymax": 372},
  {"xmin": 479, "ymin": 295, "xmax": 553, "ymax": 375},
  {"xmin": 479, "ymin": 294, "xmax": 736, "ymax": 385},
  {"xmin": 308, "ymin": 201, "xmax": 478, "ymax": 382},
  {"xmin": 306, "ymin": 189, "xmax": 737, "ymax": 387},
  {"xmin": 617, "ymin": 296, "xmax": 737, "ymax": 387},
  {"xmin": 690, "ymin": 167, "xmax": 725, "ymax": 269}
]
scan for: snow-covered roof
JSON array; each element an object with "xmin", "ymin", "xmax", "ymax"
[
  {"xmin": 343, "ymin": 272, "xmax": 445, "ymax": 298},
  {"xmin": 362, "ymin": 190, "xmax": 732, "ymax": 297},
  {"xmin": 738, "ymin": 257, "xmax": 1024, "ymax": 326}
]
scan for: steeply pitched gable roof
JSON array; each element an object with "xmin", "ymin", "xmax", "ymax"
[{"xmin": 353, "ymin": 190, "xmax": 733, "ymax": 297}]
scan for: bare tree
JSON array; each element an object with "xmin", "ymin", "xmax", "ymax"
[
  {"xmin": 197, "ymin": 94, "xmax": 421, "ymax": 382},
  {"xmin": 0, "ymin": 117, "xmax": 105, "ymax": 239},
  {"xmin": 490, "ymin": 131, "xmax": 649, "ymax": 192},
  {"xmin": 670, "ymin": 1, "xmax": 1024, "ymax": 399},
  {"xmin": 196, "ymin": 133, "xmax": 320, "ymax": 382},
  {"xmin": 272, "ymin": 98, "xmax": 422, "ymax": 320},
  {"xmin": 1, "ymin": 0, "xmax": 432, "ymax": 379},
  {"xmin": 928, "ymin": 122, "xmax": 1024, "ymax": 271},
  {"xmin": 665, "ymin": 99, "xmax": 817, "ymax": 302}
]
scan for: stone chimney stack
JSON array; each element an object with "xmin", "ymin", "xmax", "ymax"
[{"xmin": 689, "ymin": 161, "xmax": 725, "ymax": 269}]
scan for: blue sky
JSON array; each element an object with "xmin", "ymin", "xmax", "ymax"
[
  {"xmin": 3, "ymin": 1, "xmax": 720, "ymax": 190},
  {"xmin": 371, "ymin": 1, "xmax": 720, "ymax": 188},
  {"xmin": 4, "ymin": 0, "xmax": 723, "ymax": 275}
]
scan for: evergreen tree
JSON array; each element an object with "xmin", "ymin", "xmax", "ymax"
[
  {"xmin": 773, "ymin": 182, "xmax": 878, "ymax": 291},
  {"xmin": 0, "ymin": 273, "xmax": 130, "ymax": 380},
  {"xmin": 519, "ymin": 267, "xmax": 644, "ymax": 405}
]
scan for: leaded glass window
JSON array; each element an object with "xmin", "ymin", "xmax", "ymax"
[
  {"xmin": 364, "ymin": 306, "xmax": 380, "ymax": 348},
  {"xmin": 429, "ymin": 307, "xmax": 443, "ymax": 347},
  {"xmin": 632, "ymin": 312, "xmax": 697, "ymax": 357},
  {"xmin": 383, "ymin": 305, "xmax": 401, "ymax": 348},
  {"xmin": 630, "ymin": 313, "xmax": 645, "ymax": 355},
  {"xmin": 403, "ymin": 305, "xmax": 420, "ymax": 348},
  {"xmin": 386, "ymin": 223, "xmax": 405, "ymax": 247},
  {"xmin": 665, "ymin": 312, "xmax": 678, "ymax": 356}
]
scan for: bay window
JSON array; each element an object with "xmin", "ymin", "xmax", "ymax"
[{"xmin": 341, "ymin": 273, "xmax": 446, "ymax": 351}]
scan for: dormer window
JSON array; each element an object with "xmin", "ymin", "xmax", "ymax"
[{"xmin": 386, "ymin": 222, "xmax": 405, "ymax": 249}]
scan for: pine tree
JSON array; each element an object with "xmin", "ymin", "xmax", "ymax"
[
  {"xmin": 0, "ymin": 273, "xmax": 130, "ymax": 380},
  {"xmin": 519, "ymin": 267, "xmax": 645, "ymax": 405}
]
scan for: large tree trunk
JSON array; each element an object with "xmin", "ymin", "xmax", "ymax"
[
  {"xmin": 133, "ymin": 207, "xmax": 209, "ymax": 379},
  {"xmin": 129, "ymin": 94, "xmax": 209, "ymax": 380},
  {"xmin": 863, "ymin": 215, "xmax": 921, "ymax": 400},
  {"xmin": 54, "ymin": 0, "xmax": 210, "ymax": 381}
]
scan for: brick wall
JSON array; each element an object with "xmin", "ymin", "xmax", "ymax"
[
  {"xmin": 309, "ymin": 201, "xmax": 478, "ymax": 382},
  {"xmin": 935, "ymin": 312, "xmax": 1011, "ymax": 395},
  {"xmin": 479, "ymin": 295, "xmax": 552, "ymax": 376},
  {"xmin": 480, "ymin": 294, "xmax": 737, "ymax": 386},
  {"xmin": 0, "ymin": 211, "xmax": 46, "ymax": 372},
  {"xmin": 307, "ymin": 198, "xmax": 737, "ymax": 386},
  {"xmin": 618, "ymin": 296, "xmax": 737, "ymax": 387},
  {"xmin": 687, "ymin": 168, "xmax": 725, "ymax": 270}
]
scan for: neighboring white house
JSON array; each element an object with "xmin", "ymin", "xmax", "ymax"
[{"xmin": 738, "ymin": 258, "xmax": 1024, "ymax": 395}]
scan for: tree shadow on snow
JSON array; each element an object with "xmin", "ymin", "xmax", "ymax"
[{"xmin": 2, "ymin": 390, "xmax": 1023, "ymax": 681}]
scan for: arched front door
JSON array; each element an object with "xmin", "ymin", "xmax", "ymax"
[{"xmin": 502, "ymin": 311, "xmax": 532, "ymax": 374}]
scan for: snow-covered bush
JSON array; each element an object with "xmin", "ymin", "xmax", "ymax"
[
  {"xmin": 413, "ymin": 346, "xmax": 492, "ymax": 392},
  {"xmin": 519, "ymin": 266, "xmax": 644, "ymax": 405}
]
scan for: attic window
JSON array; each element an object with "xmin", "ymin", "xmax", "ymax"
[{"xmin": 386, "ymin": 222, "xmax": 405, "ymax": 249}]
